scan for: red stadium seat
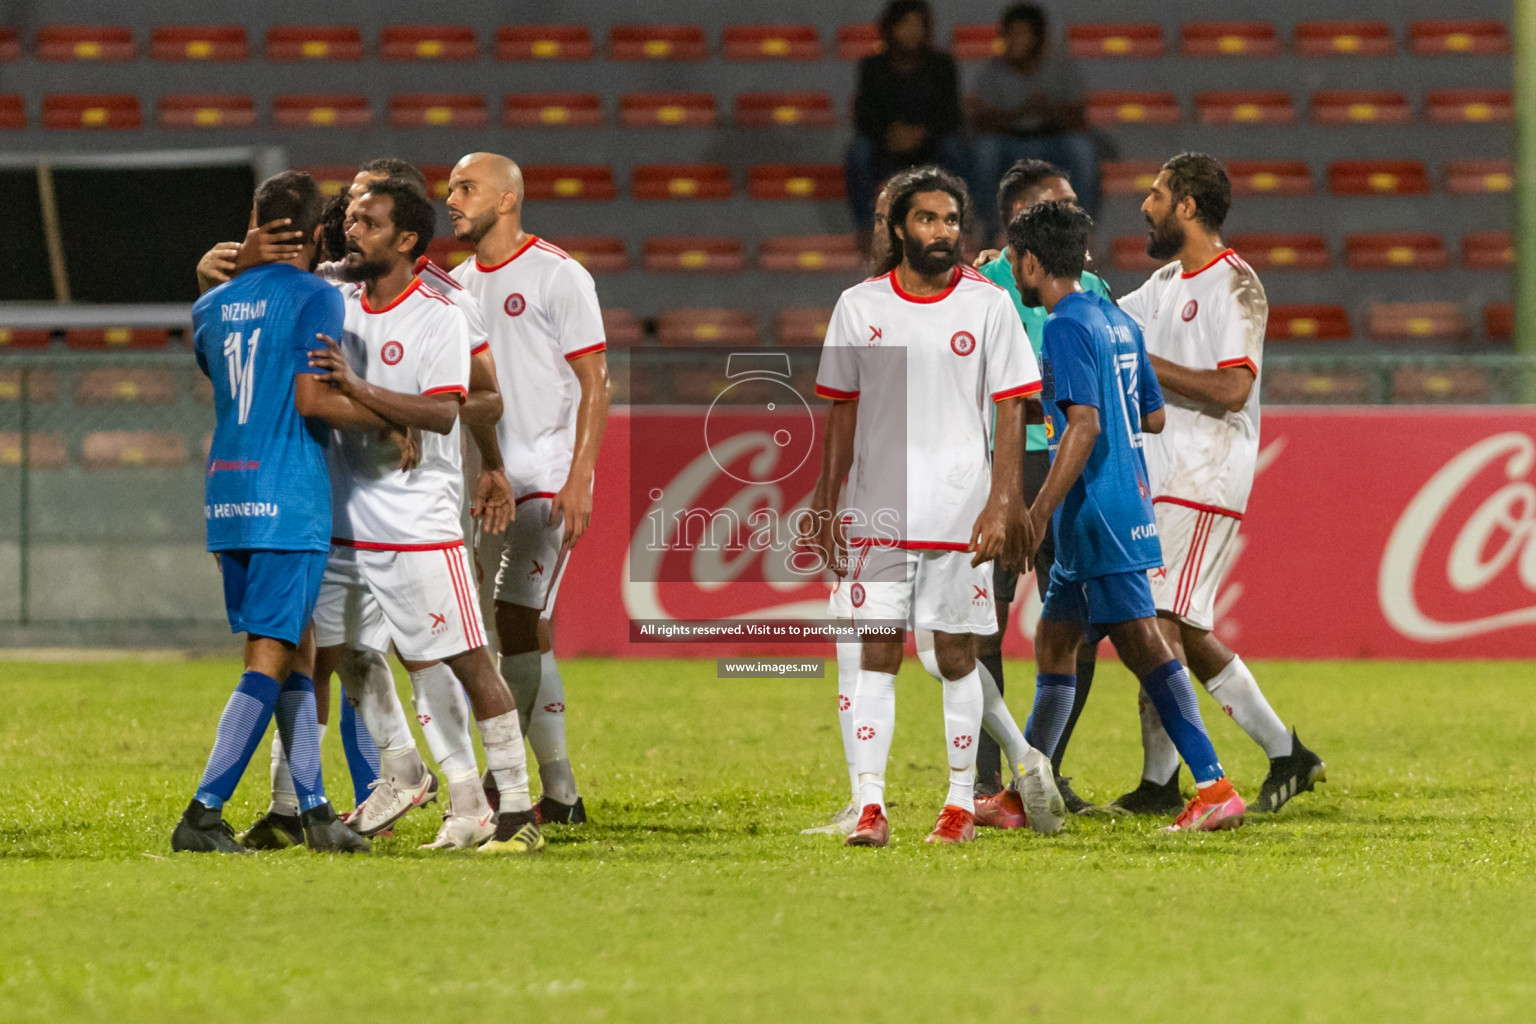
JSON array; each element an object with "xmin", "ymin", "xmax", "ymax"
[
  {"xmin": 66, "ymin": 328, "xmax": 169, "ymax": 350},
  {"xmin": 1086, "ymin": 91, "xmax": 1179, "ymax": 126},
  {"xmin": 151, "ymin": 26, "xmax": 248, "ymax": 61},
  {"xmin": 1392, "ymin": 368, "xmax": 1490, "ymax": 403},
  {"xmin": 1196, "ymin": 91, "xmax": 1294, "ymax": 125},
  {"xmin": 643, "ymin": 236, "xmax": 745, "ymax": 273},
  {"xmin": 1410, "ymin": 20, "xmax": 1509, "ymax": 56},
  {"xmin": 44, "ymin": 94, "xmax": 140, "ymax": 129},
  {"xmin": 76, "ymin": 369, "xmax": 179, "ymax": 403},
  {"xmin": 723, "ymin": 25, "xmax": 821, "ymax": 60},
  {"xmin": 1485, "ymin": 302, "xmax": 1512, "ymax": 341},
  {"xmin": 760, "ymin": 235, "xmax": 861, "ymax": 273},
  {"xmin": 748, "ymin": 164, "xmax": 844, "ymax": 200},
  {"xmin": 1328, "ymin": 160, "xmax": 1429, "ymax": 196},
  {"xmin": 1229, "ymin": 233, "xmax": 1330, "ymax": 270},
  {"xmin": 548, "ymin": 236, "xmax": 628, "ymax": 274},
  {"xmin": 777, "ymin": 308, "xmax": 836, "ymax": 346},
  {"xmin": 1228, "ymin": 160, "xmax": 1314, "ymax": 196},
  {"xmin": 1181, "ymin": 22, "xmax": 1280, "ymax": 57},
  {"xmin": 1068, "ymin": 23, "xmax": 1164, "ymax": 58},
  {"xmin": 952, "ymin": 25, "xmax": 1001, "ymax": 60},
  {"xmin": 1345, "ymin": 232, "xmax": 1449, "ymax": 270},
  {"xmin": 0, "ymin": 94, "xmax": 24, "ymax": 129},
  {"xmin": 657, "ymin": 309, "xmax": 759, "ymax": 345},
  {"xmin": 1446, "ymin": 159, "xmax": 1512, "ymax": 195},
  {"xmin": 380, "ymin": 25, "xmax": 477, "ymax": 61},
  {"xmin": 158, "ymin": 94, "xmax": 255, "ymax": 129},
  {"xmin": 389, "ymin": 94, "xmax": 487, "ymax": 128},
  {"xmin": 1294, "ymin": 21, "xmax": 1394, "ymax": 57},
  {"xmin": 298, "ymin": 164, "xmax": 358, "ymax": 197},
  {"xmin": 1264, "ymin": 369, "xmax": 1372, "ymax": 403},
  {"xmin": 522, "ymin": 165, "xmax": 616, "ymax": 201},
  {"xmin": 1311, "ymin": 90, "xmax": 1410, "ymax": 125},
  {"xmin": 1425, "ymin": 89, "xmax": 1512, "ymax": 124},
  {"xmin": 265, "ymin": 25, "xmax": 363, "ymax": 61},
  {"xmin": 602, "ymin": 309, "xmax": 644, "ymax": 347},
  {"xmin": 274, "ymin": 94, "xmax": 371, "ymax": 129},
  {"xmin": 495, "ymin": 26, "xmax": 592, "ymax": 60},
  {"xmin": 82, "ymin": 431, "xmax": 189, "ymax": 469},
  {"xmin": 425, "ymin": 237, "xmax": 475, "ymax": 270},
  {"xmin": 836, "ymin": 25, "xmax": 881, "ymax": 61},
  {"xmin": 0, "ymin": 369, "xmax": 57, "ymax": 401},
  {"xmin": 1102, "ymin": 161, "xmax": 1162, "ymax": 195},
  {"xmin": 734, "ymin": 92, "xmax": 835, "ymax": 128},
  {"xmin": 1367, "ymin": 302, "xmax": 1467, "ymax": 341},
  {"xmin": 0, "ymin": 328, "xmax": 50, "ymax": 348},
  {"xmin": 632, "ymin": 164, "xmax": 731, "ymax": 200},
  {"xmin": 0, "ymin": 27, "xmax": 19, "ymax": 60},
  {"xmin": 1268, "ymin": 305, "xmax": 1351, "ymax": 341},
  {"xmin": 36, "ymin": 25, "xmax": 133, "ymax": 60},
  {"xmin": 609, "ymin": 25, "xmax": 707, "ymax": 61},
  {"xmin": 620, "ymin": 92, "xmax": 717, "ymax": 128},
  {"xmin": 1462, "ymin": 231, "xmax": 1512, "ymax": 270},
  {"xmin": 0, "ymin": 433, "xmax": 67, "ymax": 470},
  {"xmin": 1112, "ymin": 236, "xmax": 1163, "ymax": 273},
  {"xmin": 503, "ymin": 93, "xmax": 602, "ymax": 128}
]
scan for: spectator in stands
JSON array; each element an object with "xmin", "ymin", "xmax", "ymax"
[
  {"xmin": 846, "ymin": 0, "xmax": 966, "ymax": 252},
  {"xmin": 968, "ymin": 3, "xmax": 1096, "ymax": 239}
]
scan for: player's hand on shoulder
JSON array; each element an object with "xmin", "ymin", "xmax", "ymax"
[
  {"xmin": 196, "ymin": 242, "xmax": 241, "ymax": 292},
  {"xmin": 974, "ymin": 249, "xmax": 1001, "ymax": 268},
  {"xmin": 237, "ymin": 218, "xmax": 305, "ymax": 272},
  {"xmin": 473, "ymin": 468, "xmax": 514, "ymax": 535}
]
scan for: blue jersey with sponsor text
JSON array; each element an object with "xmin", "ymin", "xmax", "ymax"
[
  {"xmin": 192, "ymin": 263, "xmax": 344, "ymax": 553},
  {"xmin": 1040, "ymin": 290, "xmax": 1165, "ymax": 581}
]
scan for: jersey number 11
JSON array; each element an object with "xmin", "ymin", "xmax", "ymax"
[{"xmin": 223, "ymin": 329, "xmax": 261, "ymax": 425}]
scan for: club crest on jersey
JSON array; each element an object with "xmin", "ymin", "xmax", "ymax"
[
  {"xmin": 950, "ymin": 331, "xmax": 976, "ymax": 356},
  {"xmin": 504, "ymin": 293, "xmax": 527, "ymax": 317},
  {"xmin": 850, "ymin": 583, "xmax": 865, "ymax": 607},
  {"xmin": 381, "ymin": 340, "xmax": 404, "ymax": 365},
  {"xmin": 1182, "ymin": 300, "xmax": 1199, "ymax": 322}
]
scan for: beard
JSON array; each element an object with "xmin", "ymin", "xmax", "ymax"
[
  {"xmin": 338, "ymin": 249, "xmax": 391, "ymax": 283},
  {"xmin": 904, "ymin": 233, "xmax": 958, "ymax": 277},
  {"xmin": 1018, "ymin": 282, "xmax": 1043, "ymax": 308},
  {"xmin": 1145, "ymin": 212, "xmax": 1185, "ymax": 261},
  {"xmin": 452, "ymin": 207, "xmax": 497, "ymax": 244}
]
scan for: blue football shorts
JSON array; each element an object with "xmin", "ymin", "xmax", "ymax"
[
  {"xmin": 218, "ymin": 548, "xmax": 328, "ymax": 646},
  {"xmin": 1040, "ymin": 565, "xmax": 1158, "ymax": 641}
]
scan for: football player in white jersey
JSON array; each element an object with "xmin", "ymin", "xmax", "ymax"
[
  {"xmin": 807, "ymin": 167, "xmax": 1062, "ymax": 847},
  {"xmin": 1113, "ymin": 153, "xmax": 1325, "ymax": 815},
  {"xmin": 445, "ymin": 152, "xmax": 611, "ymax": 826},
  {"xmin": 302, "ymin": 178, "xmax": 545, "ymax": 855}
]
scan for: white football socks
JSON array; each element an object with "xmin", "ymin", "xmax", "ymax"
[
  {"xmin": 852, "ymin": 669, "xmax": 897, "ymax": 811},
  {"xmin": 1139, "ymin": 686, "xmax": 1182, "ymax": 783},
  {"xmin": 835, "ymin": 640, "xmax": 861, "ymax": 803},
  {"xmin": 498, "ymin": 651, "xmax": 542, "ymax": 733},
  {"xmin": 977, "ymin": 660, "xmax": 1030, "ymax": 780},
  {"xmin": 408, "ymin": 662, "xmax": 477, "ymax": 775},
  {"xmin": 347, "ymin": 654, "xmax": 416, "ymax": 759},
  {"xmin": 940, "ymin": 668, "xmax": 984, "ymax": 813},
  {"xmin": 530, "ymin": 651, "xmax": 579, "ymax": 804},
  {"xmin": 477, "ymin": 710, "xmax": 533, "ymax": 813},
  {"xmin": 269, "ymin": 722, "xmax": 325, "ymax": 817},
  {"xmin": 1204, "ymin": 655, "xmax": 1292, "ymax": 758}
]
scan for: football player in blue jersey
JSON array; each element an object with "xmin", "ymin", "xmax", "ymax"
[
  {"xmin": 174, "ymin": 171, "xmax": 409, "ymax": 854},
  {"xmin": 1008, "ymin": 200, "xmax": 1246, "ymax": 831}
]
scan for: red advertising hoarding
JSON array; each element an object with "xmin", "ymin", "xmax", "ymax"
[{"xmin": 554, "ymin": 408, "xmax": 1536, "ymax": 660}]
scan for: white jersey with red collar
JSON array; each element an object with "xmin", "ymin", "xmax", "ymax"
[
  {"xmin": 328, "ymin": 276, "xmax": 473, "ymax": 548},
  {"xmin": 814, "ymin": 265, "xmax": 1040, "ymax": 549},
  {"xmin": 450, "ymin": 236, "xmax": 605, "ymax": 499},
  {"xmin": 1117, "ymin": 248, "xmax": 1267, "ymax": 516},
  {"xmin": 324, "ymin": 257, "xmax": 489, "ymax": 358}
]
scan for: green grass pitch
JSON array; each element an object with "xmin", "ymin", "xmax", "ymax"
[{"xmin": 1, "ymin": 654, "xmax": 1533, "ymax": 1023}]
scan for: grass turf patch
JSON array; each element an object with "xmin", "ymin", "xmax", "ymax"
[{"xmin": 0, "ymin": 656, "xmax": 1533, "ymax": 1023}]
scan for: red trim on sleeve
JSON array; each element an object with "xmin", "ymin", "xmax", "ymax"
[
  {"xmin": 815, "ymin": 384, "xmax": 860, "ymax": 401},
  {"xmin": 331, "ymin": 537, "xmax": 466, "ymax": 552},
  {"xmin": 886, "ymin": 266, "xmax": 961, "ymax": 304},
  {"xmin": 475, "ymin": 235, "xmax": 539, "ymax": 273},
  {"xmin": 1152, "ymin": 496, "xmax": 1244, "ymax": 521},
  {"xmin": 1216, "ymin": 356, "xmax": 1258, "ymax": 377},
  {"xmin": 515, "ymin": 491, "xmax": 558, "ymax": 505},
  {"xmin": 415, "ymin": 256, "xmax": 463, "ymax": 290},
  {"xmin": 565, "ymin": 342, "xmax": 606, "ymax": 361},
  {"xmin": 991, "ymin": 381, "xmax": 1043, "ymax": 402},
  {"xmin": 471, "ymin": 341, "xmax": 490, "ymax": 356},
  {"xmin": 423, "ymin": 384, "xmax": 468, "ymax": 403},
  {"xmin": 360, "ymin": 277, "xmax": 422, "ymax": 314},
  {"xmin": 1180, "ymin": 248, "xmax": 1237, "ymax": 280}
]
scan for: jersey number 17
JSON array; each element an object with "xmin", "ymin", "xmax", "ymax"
[{"xmin": 223, "ymin": 329, "xmax": 261, "ymax": 425}]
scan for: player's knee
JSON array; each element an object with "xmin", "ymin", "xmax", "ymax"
[
  {"xmin": 861, "ymin": 642, "xmax": 903, "ymax": 675},
  {"xmin": 934, "ymin": 646, "xmax": 975, "ymax": 681}
]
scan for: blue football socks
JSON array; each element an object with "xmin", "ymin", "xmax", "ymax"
[
  {"xmin": 195, "ymin": 671, "xmax": 281, "ymax": 810},
  {"xmin": 1139, "ymin": 659, "xmax": 1223, "ymax": 784},
  {"xmin": 1024, "ymin": 673, "xmax": 1077, "ymax": 760},
  {"xmin": 338, "ymin": 685, "xmax": 382, "ymax": 806},
  {"xmin": 274, "ymin": 673, "xmax": 328, "ymax": 813}
]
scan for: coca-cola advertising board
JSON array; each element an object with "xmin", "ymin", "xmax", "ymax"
[{"xmin": 554, "ymin": 406, "xmax": 1536, "ymax": 660}]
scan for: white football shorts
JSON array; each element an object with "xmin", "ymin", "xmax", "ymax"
[
  {"xmin": 488, "ymin": 495, "xmax": 569, "ymax": 616},
  {"xmin": 846, "ymin": 544, "xmax": 996, "ymax": 635},
  {"xmin": 313, "ymin": 542, "xmax": 488, "ymax": 661},
  {"xmin": 1147, "ymin": 500, "xmax": 1242, "ymax": 632}
]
